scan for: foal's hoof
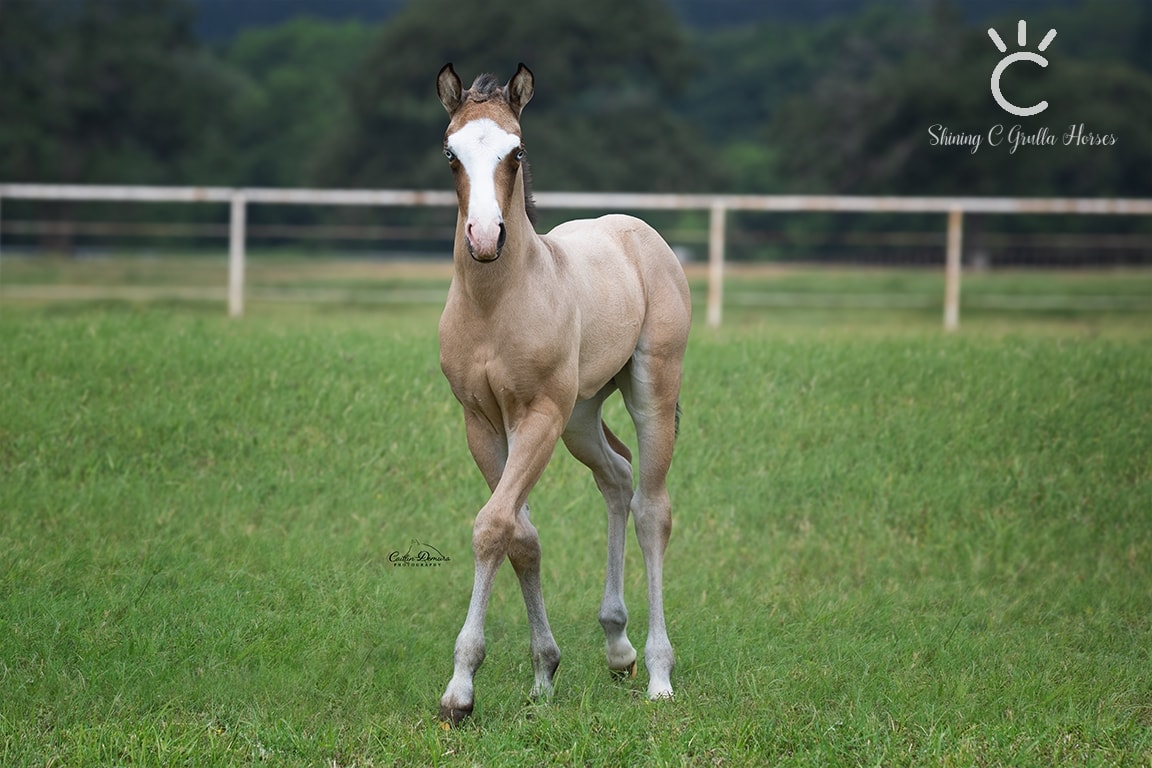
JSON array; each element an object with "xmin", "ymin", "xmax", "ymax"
[
  {"xmin": 610, "ymin": 660, "xmax": 638, "ymax": 680},
  {"xmin": 438, "ymin": 703, "xmax": 473, "ymax": 727}
]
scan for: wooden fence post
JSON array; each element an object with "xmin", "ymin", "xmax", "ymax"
[
  {"xmin": 228, "ymin": 192, "xmax": 246, "ymax": 318},
  {"xmin": 707, "ymin": 201, "xmax": 726, "ymax": 328},
  {"xmin": 944, "ymin": 207, "xmax": 964, "ymax": 331}
]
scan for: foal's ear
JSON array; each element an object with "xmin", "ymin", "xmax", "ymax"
[
  {"xmin": 437, "ymin": 62, "xmax": 463, "ymax": 114},
  {"xmin": 507, "ymin": 62, "xmax": 534, "ymax": 117}
]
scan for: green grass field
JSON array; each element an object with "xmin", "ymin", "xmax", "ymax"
[{"xmin": 2, "ymin": 297, "xmax": 1150, "ymax": 766}]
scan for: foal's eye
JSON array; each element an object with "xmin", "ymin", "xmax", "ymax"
[
  {"xmin": 444, "ymin": 148, "xmax": 455, "ymax": 161},
  {"xmin": 515, "ymin": 148, "xmax": 526, "ymax": 161}
]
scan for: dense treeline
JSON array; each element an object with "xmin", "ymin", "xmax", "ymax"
[{"xmin": 1, "ymin": 0, "xmax": 1149, "ymax": 198}]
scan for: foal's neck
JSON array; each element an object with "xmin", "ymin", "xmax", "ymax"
[{"xmin": 453, "ymin": 177, "xmax": 541, "ymax": 306}]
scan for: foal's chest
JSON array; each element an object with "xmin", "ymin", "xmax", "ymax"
[{"xmin": 439, "ymin": 303, "xmax": 579, "ymax": 421}]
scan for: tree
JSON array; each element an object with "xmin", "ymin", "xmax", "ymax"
[
  {"xmin": 0, "ymin": 0, "xmax": 233, "ymax": 184},
  {"xmin": 212, "ymin": 18, "xmax": 376, "ymax": 187},
  {"xmin": 317, "ymin": 0, "xmax": 719, "ymax": 192},
  {"xmin": 765, "ymin": 2, "xmax": 1152, "ymax": 198},
  {"xmin": 190, "ymin": 0, "xmax": 404, "ymax": 41},
  {"xmin": 678, "ymin": 5, "xmax": 931, "ymax": 193}
]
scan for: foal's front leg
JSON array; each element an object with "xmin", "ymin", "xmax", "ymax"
[{"xmin": 439, "ymin": 405, "xmax": 565, "ymax": 725}]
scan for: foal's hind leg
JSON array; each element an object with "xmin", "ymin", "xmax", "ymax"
[
  {"xmin": 619, "ymin": 349, "xmax": 683, "ymax": 701},
  {"xmin": 562, "ymin": 397, "xmax": 638, "ymax": 678},
  {"xmin": 509, "ymin": 501, "xmax": 562, "ymax": 701}
]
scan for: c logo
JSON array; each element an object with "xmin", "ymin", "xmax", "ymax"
[
  {"xmin": 988, "ymin": 21, "xmax": 1057, "ymax": 118},
  {"xmin": 990, "ymin": 51, "xmax": 1049, "ymax": 117}
]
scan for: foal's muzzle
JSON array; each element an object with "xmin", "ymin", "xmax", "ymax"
[{"xmin": 467, "ymin": 222, "xmax": 507, "ymax": 263}]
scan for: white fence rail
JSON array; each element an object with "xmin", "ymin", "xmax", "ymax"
[{"xmin": 3, "ymin": 183, "xmax": 1151, "ymax": 328}]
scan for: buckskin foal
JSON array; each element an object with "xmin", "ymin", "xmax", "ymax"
[{"xmin": 435, "ymin": 62, "xmax": 691, "ymax": 725}]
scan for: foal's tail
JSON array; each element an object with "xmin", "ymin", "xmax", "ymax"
[
  {"xmin": 602, "ymin": 420, "xmax": 632, "ymax": 463},
  {"xmin": 599, "ymin": 401, "xmax": 682, "ymax": 465}
]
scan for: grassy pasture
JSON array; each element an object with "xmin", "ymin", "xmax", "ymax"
[{"xmin": 1, "ymin": 299, "xmax": 1151, "ymax": 766}]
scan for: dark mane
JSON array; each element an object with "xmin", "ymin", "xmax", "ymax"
[
  {"xmin": 522, "ymin": 155, "xmax": 538, "ymax": 226},
  {"xmin": 466, "ymin": 73, "xmax": 504, "ymax": 102}
]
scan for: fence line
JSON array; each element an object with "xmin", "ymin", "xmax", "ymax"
[
  {"xmin": 5, "ymin": 219, "xmax": 1152, "ymax": 251},
  {"xmin": 3, "ymin": 183, "xmax": 1151, "ymax": 327}
]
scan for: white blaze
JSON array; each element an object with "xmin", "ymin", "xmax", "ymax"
[{"xmin": 446, "ymin": 118, "xmax": 521, "ymax": 255}]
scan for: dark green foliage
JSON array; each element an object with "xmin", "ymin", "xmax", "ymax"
[
  {"xmin": 763, "ymin": 1, "xmax": 1152, "ymax": 196},
  {"xmin": 210, "ymin": 18, "xmax": 376, "ymax": 187},
  {"xmin": 317, "ymin": 0, "xmax": 716, "ymax": 191},
  {"xmin": 1, "ymin": 0, "xmax": 1150, "ymax": 197},
  {"xmin": 0, "ymin": 0, "xmax": 232, "ymax": 184},
  {"xmin": 664, "ymin": 0, "xmax": 1083, "ymax": 27},
  {"xmin": 191, "ymin": 0, "xmax": 405, "ymax": 40}
]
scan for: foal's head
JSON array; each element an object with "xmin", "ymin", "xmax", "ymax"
[{"xmin": 437, "ymin": 63, "xmax": 535, "ymax": 262}]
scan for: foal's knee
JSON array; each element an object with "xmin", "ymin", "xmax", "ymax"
[{"xmin": 472, "ymin": 511, "xmax": 514, "ymax": 562}]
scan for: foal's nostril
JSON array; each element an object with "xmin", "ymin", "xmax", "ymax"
[{"xmin": 497, "ymin": 222, "xmax": 507, "ymax": 252}]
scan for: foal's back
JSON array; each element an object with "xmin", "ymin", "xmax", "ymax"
[{"xmin": 545, "ymin": 213, "xmax": 691, "ymax": 349}]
